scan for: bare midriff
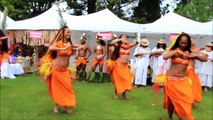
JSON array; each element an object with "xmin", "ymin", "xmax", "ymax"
[
  {"xmin": 167, "ymin": 64, "xmax": 188, "ymax": 77},
  {"xmin": 78, "ymin": 47, "xmax": 87, "ymax": 57},
  {"xmin": 116, "ymin": 55, "xmax": 129, "ymax": 64},
  {"xmin": 52, "ymin": 56, "xmax": 70, "ymax": 68}
]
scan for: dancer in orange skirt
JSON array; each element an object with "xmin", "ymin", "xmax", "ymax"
[
  {"xmin": 75, "ymin": 33, "xmax": 92, "ymax": 80},
  {"xmin": 108, "ymin": 34, "xmax": 138, "ymax": 99},
  {"xmin": 106, "ymin": 34, "xmax": 117, "ymax": 83},
  {"xmin": 39, "ymin": 26, "xmax": 76, "ymax": 114},
  {"xmin": 88, "ymin": 34, "xmax": 106, "ymax": 82},
  {"xmin": 187, "ymin": 39, "xmax": 207, "ymax": 103},
  {"xmin": 163, "ymin": 33, "xmax": 207, "ymax": 120}
]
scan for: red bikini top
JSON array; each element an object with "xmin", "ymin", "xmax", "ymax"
[
  {"xmin": 119, "ymin": 50, "xmax": 130, "ymax": 55},
  {"xmin": 171, "ymin": 48, "xmax": 190, "ymax": 65},
  {"xmin": 54, "ymin": 40, "xmax": 72, "ymax": 56},
  {"xmin": 119, "ymin": 44, "xmax": 130, "ymax": 55}
]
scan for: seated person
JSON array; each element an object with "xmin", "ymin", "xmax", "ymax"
[
  {"xmin": 1, "ymin": 51, "xmax": 16, "ymax": 79},
  {"xmin": 8, "ymin": 50, "xmax": 25, "ymax": 75}
]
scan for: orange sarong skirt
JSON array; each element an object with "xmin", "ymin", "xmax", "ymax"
[
  {"xmin": 92, "ymin": 58, "xmax": 104, "ymax": 66},
  {"xmin": 48, "ymin": 65, "xmax": 76, "ymax": 107},
  {"xmin": 0, "ymin": 55, "xmax": 2, "ymax": 66},
  {"xmin": 187, "ymin": 66, "xmax": 202, "ymax": 103},
  {"xmin": 112, "ymin": 62, "xmax": 133, "ymax": 94},
  {"xmin": 76, "ymin": 57, "xmax": 87, "ymax": 67},
  {"xmin": 106, "ymin": 59, "xmax": 115, "ymax": 74},
  {"xmin": 164, "ymin": 76, "xmax": 194, "ymax": 120}
]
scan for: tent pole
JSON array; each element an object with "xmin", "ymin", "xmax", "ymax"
[{"xmin": 137, "ymin": 32, "xmax": 141, "ymax": 41}]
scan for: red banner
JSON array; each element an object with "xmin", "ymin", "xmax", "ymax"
[
  {"xmin": 97, "ymin": 32, "xmax": 112, "ymax": 40},
  {"xmin": 169, "ymin": 33, "xmax": 178, "ymax": 41},
  {"xmin": 29, "ymin": 31, "xmax": 42, "ymax": 39}
]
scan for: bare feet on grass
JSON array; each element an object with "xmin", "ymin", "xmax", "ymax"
[
  {"xmin": 53, "ymin": 106, "xmax": 59, "ymax": 113},
  {"xmin": 122, "ymin": 92, "xmax": 128, "ymax": 99},
  {"xmin": 64, "ymin": 107, "xmax": 73, "ymax": 114},
  {"xmin": 114, "ymin": 94, "xmax": 119, "ymax": 99}
]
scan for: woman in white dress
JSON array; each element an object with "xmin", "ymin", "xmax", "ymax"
[
  {"xmin": 150, "ymin": 39, "xmax": 169, "ymax": 84},
  {"xmin": 1, "ymin": 47, "xmax": 16, "ymax": 79},
  {"xmin": 0, "ymin": 31, "xmax": 16, "ymax": 79},
  {"xmin": 199, "ymin": 42, "xmax": 213, "ymax": 92},
  {"xmin": 133, "ymin": 38, "xmax": 150, "ymax": 87},
  {"xmin": 8, "ymin": 50, "xmax": 25, "ymax": 75}
]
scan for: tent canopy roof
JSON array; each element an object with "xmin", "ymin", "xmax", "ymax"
[
  {"xmin": 6, "ymin": 5, "xmax": 62, "ymax": 30},
  {"xmin": 144, "ymin": 12, "xmax": 212, "ymax": 35},
  {"xmin": 4, "ymin": 5, "xmax": 212, "ymax": 35},
  {"xmin": 65, "ymin": 9, "xmax": 140, "ymax": 32}
]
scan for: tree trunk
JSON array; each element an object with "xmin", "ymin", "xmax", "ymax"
[{"xmin": 87, "ymin": 0, "xmax": 96, "ymax": 14}]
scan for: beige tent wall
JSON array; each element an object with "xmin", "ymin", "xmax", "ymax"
[{"xmin": 6, "ymin": 29, "xmax": 212, "ymax": 73}]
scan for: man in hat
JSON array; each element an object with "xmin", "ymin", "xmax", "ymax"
[
  {"xmin": 133, "ymin": 38, "xmax": 151, "ymax": 87},
  {"xmin": 150, "ymin": 38, "xmax": 168, "ymax": 84},
  {"xmin": 88, "ymin": 33, "xmax": 106, "ymax": 82},
  {"xmin": 199, "ymin": 42, "xmax": 213, "ymax": 92},
  {"xmin": 75, "ymin": 33, "xmax": 92, "ymax": 81}
]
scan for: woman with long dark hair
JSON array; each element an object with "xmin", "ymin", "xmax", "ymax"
[
  {"xmin": 109, "ymin": 34, "xmax": 138, "ymax": 99},
  {"xmin": 163, "ymin": 32, "xmax": 207, "ymax": 120},
  {"xmin": 39, "ymin": 26, "xmax": 76, "ymax": 114}
]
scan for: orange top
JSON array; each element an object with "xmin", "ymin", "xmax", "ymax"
[
  {"xmin": 119, "ymin": 50, "xmax": 130, "ymax": 55},
  {"xmin": 171, "ymin": 58, "xmax": 190, "ymax": 65},
  {"xmin": 54, "ymin": 40, "xmax": 72, "ymax": 56},
  {"xmin": 119, "ymin": 44, "xmax": 130, "ymax": 55},
  {"xmin": 2, "ymin": 52, "xmax": 9, "ymax": 62},
  {"xmin": 0, "ymin": 55, "xmax": 2, "ymax": 65},
  {"xmin": 171, "ymin": 48, "xmax": 190, "ymax": 65}
]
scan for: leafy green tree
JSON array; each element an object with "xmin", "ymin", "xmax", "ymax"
[
  {"xmin": 131, "ymin": 0, "xmax": 161, "ymax": 23},
  {"xmin": 96, "ymin": 0, "xmax": 135, "ymax": 19},
  {"xmin": 175, "ymin": 0, "xmax": 213, "ymax": 22},
  {"xmin": 0, "ymin": 0, "xmax": 60, "ymax": 20},
  {"xmin": 66, "ymin": 0, "xmax": 135, "ymax": 18},
  {"xmin": 66, "ymin": 0, "xmax": 86, "ymax": 15}
]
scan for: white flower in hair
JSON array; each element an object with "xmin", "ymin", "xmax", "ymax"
[{"xmin": 80, "ymin": 33, "xmax": 86, "ymax": 40}]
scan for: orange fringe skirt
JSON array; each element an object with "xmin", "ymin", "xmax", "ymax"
[
  {"xmin": 112, "ymin": 62, "xmax": 133, "ymax": 94},
  {"xmin": 48, "ymin": 65, "xmax": 76, "ymax": 107},
  {"xmin": 187, "ymin": 66, "xmax": 202, "ymax": 102},
  {"xmin": 164, "ymin": 76, "xmax": 194, "ymax": 120}
]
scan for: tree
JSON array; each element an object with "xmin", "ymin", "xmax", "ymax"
[
  {"xmin": 66, "ymin": 0, "xmax": 86, "ymax": 15},
  {"xmin": 175, "ymin": 0, "xmax": 213, "ymax": 22},
  {"xmin": 96, "ymin": 0, "xmax": 135, "ymax": 19},
  {"xmin": 131, "ymin": 0, "xmax": 161, "ymax": 23},
  {"xmin": 1, "ymin": 7, "xmax": 8, "ymax": 33},
  {"xmin": 88, "ymin": 0, "xmax": 97, "ymax": 14},
  {"xmin": 0, "ymin": 0, "xmax": 61, "ymax": 20},
  {"xmin": 66, "ymin": 0, "xmax": 135, "ymax": 19}
]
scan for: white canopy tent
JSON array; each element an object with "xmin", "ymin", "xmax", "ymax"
[
  {"xmin": 5, "ymin": 5, "xmax": 212, "ymax": 36},
  {"xmin": 6, "ymin": 5, "xmax": 141, "ymax": 34},
  {"xmin": 65, "ymin": 9, "xmax": 141, "ymax": 33},
  {"xmin": 144, "ymin": 12, "xmax": 212, "ymax": 35},
  {"xmin": 5, "ymin": 5, "xmax": 212, "ymax": 48},
  {"xmin": 6, "ymin": 5, "xmax": 63, "ymax": 30},
  {"xmin": 0, "ymin": 11, "xmax": 15, "ymax": 30}
]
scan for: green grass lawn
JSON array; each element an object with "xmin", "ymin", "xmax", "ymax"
[{"xmin": 1, "ymin": 74, "xmax": 212, "ymax": 120}]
